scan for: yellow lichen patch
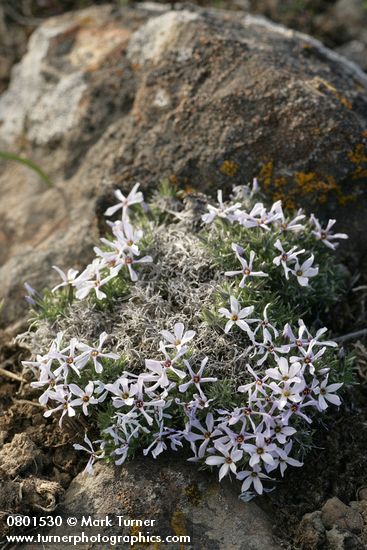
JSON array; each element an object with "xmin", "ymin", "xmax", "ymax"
[
  {"xmin": 170, "ymin": 510, "xmax": 188, "ymax": 550},
  {"xmin": 257, "ymin": 162, "xmax": 356, "ymax": 208},
  {"xmin": 220, "ymin": 160, "xmax": 239, "ymax": 177},
  {"xmin": 184, "ymin": 483, "xmax": 202, "ymax": 506},
  {"xmin": 348, "ymin": 143, "xmax": 367, "ymax": 179},
  {"xmin": 311, "ymin": 77, "xmax": 352, "ymax": 110}
]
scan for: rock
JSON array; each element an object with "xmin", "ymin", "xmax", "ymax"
[
  {"xmin": 0, "ymin": 433, "xmax": 44, "ymax": 477},
  {"xmin": 0, "ymin": 4, "xmax": 367, "ymax": 324},
  {"xmin": 321, "ymin": 497, "xmax": 363, "ymax": 534},
  {"xmin": 22, "ymin": 458, "xmax": 281, "ymax": 550},
  {"xmin": 295, "ymin": 510, "xmax": 326, "ymax": 549},
  {"xmin": 336, "ymin": 40, "xmax": 367, "ymax": 72}
]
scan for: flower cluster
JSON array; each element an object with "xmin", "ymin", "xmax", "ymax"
[
  {"xmin": 25, "ymin": 313, "xmax": 342, "ymax": 499},
  {"xmin": 23, "ymin": 180, "xmax": 348, "ymax": 500},
  {"xmin": 51, "ymin": 184, "xmax": 153, "ymax": 301},
  {"xmin": 203, "ymin": 188, "xmax": 347, "ymax": 288}
]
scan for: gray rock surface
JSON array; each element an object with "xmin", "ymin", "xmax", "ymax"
[
  {"xmin": 19, "ymin": 458, "xmax": 281, "ymax": 550},
  {"xmin": 0, "ymin": 3, "xmax": 367, "ymax": 325}
]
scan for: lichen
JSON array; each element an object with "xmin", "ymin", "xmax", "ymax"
[{"xmin": 220, "ymin": 160, "xmax": 239, "ymax": 177}]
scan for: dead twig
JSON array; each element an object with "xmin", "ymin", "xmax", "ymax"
[
  {"xmin": 334, "ymin": 328, "xmax": 367, "ymax": 343},
  {"xmin": 0, "ymin": 366, "xmax": 26, "ymax": 383}
]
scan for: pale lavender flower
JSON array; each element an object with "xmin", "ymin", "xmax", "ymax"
[
  {"xmin": 69, "ymin": 382, "xmax": 99, "ymax": 415},
  {"xmin": 218, "ymin": 296, "xmax": 255, "ymax": 336},
  {"xmin": 202, "ymin": 190, "xmax": 241, "ymax": 224},
  {"xmin": 205, "ymin": 442, "xmax": 243, "ymax": 480},
  {"xmin": 179, "ymin": 358, "xmax": 217, "ymax": 397},
  {"xmin": 273, "ymin": 240, "xmax": 305, "ymax": 279},
  {"xmin": 73, "ymin": 434, "xmax": 105, "ymax": 475},
  {"xmin": 310, "ymin": 214, "xmax": 348, "ymax": 250},
  {"xmin": 77, "ymin": 332, "xmax": 119, "ymax": 373},
  {"xmin": 314, "ymin": 376, "xmax": 343, "ymax": 410},
  {"xmin": 105, "ymin": 183, "xmax": 144, "ymax": 220},
  {"xmin": 160, "ymin": 322, "xmax": 196, "ymax": 351},
  {"xmin": 225, "ymin": 249, "xmax": 268, "ymax": 287},
  {"xmin": 291, "ymin": 255, "xmax": 319, "ymax": 287},
  {"xmin": 51, "ymin": 266, "xmax": 79, "ymax": 292},
  {"xmin": 237, "ymin": 466, "xmax": 272, "ymax": 495}
]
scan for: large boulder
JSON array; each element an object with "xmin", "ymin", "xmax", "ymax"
[
  {"xmin": 0, "ymin": 3, "xmax": 367, "ymax": 324},
  {"xmin": 18, "ymin": 458, "xmax": 281, "ymax": 550}
]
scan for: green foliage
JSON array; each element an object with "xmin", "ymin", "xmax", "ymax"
[{"xmin": 0, "ymin": 151, "xmax": 53, "ymax": 187}]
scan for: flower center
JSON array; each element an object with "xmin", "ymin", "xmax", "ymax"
[
  {"xmin": 283, "ymin": 390, "xmax": 291, "ymax": 397},
  {"xmin": 291, "ymin": 404, "xmax": 298, "ymax": 412},
  {"xmin": 251, "ymin": 471, "xmax": 258, "ymax": 477},
  {"xmin": 66, "ymin": 357, "xmax": 74, "ymax": 364},
  {"xmin": 304, "ymin": 357, "xmax": 311, "ymax": 364},
  {"xmin": 225, "ymin": 457, "xmax": 233, "ymax": 464},
  {"xmin": 267, "ymin": 346, "xmax": 274, "ymax": 352},
  {"xmin": 163, "ymin": 360, "xmax": 172, "ymax": 369},
  {"xmin": 82, "ymin": 395, "xmax": 89, "ymax": 402},
  {"xmin": 236, "ymin": 435, "xmax": 245, "ymax": 443},
  {"xmin": 296, "ymin": 270, "xmax": 303, "ymax": 277},
  {"xmin": 243, "ymin": 407, "xmax": 252, "ymax": 416},
  {"xmin": 274, "ymin": 426, "xmax": 281, "ymax": 433},
  {"xmin": 193, "ymin": 375, "xmax": 200, "ymax": 383},
  {"xmin": 282, "ymin": 375, "xmax": 289, "ymax": 381},
  {"xmin": 127, "ymin": 240, "xmax": 134, "ymax": 246},
  {"xmin": 124, "ymin": 256, "xmax": 133, "ymax": 265},
  {"xmin": 320, "ymin": 231, "xmax": 327, "ymax": 240},
  {"xmin": 91, "ymin": 350, "xmax": 99, "ymax": 357},
  {"xmin": 135, "ymin": 400, "xmax": 144, "ymax": 408},
  {"xmin": 243, "ymin": 268, "xmax": 251, "ymax": 275},
  {"xmin": 281, "ymin": 253, "xmax": 288, "ymax": 261},
  {"xmin": 204, "ymin": 432, "xmax": 211, "ymax": 439},
  {"xmin": 320, "ymin": 388, "xmax": 327, "ymax": 395},
  {"xmin": 256, "ymin": 447, "xmax": 264, "ymax": 455},
  {"xmin": 231, "ymin": 314, "xmax": 238, "ymax": 321}
]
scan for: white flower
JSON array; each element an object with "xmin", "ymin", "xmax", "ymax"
[
  {"xmin": 314, "ymin": 376, "xmax": 343, "ymax": 410},
  {"xmin": 118, "ymin": 252, "xmax": 153, "ymax": 282},
  {"xmin": 266, "ymin": 357, "xmax": 302, "ymax": 385},
  {"xmin": 242, "ymin": 434, "xmax": 276, "ymax": 467},
  {"xmin": 237, "ymin": 202, "xmax": 281, "ymax": 230},
  {"xmin": 69, "ymin": 382, "xmax": 99, "ymax": 415},
  {"xmin": 77, "ymin": 332, "xmax": 119, "ymax": 373},
  {"xmin": 237, "ymin": 466, "xmax": 272, "ymax": 495},
  {"xmin": 269, "ymin": 381, "xmax": 303, "ymax": 410},
  {"xmin": 272, "ymin": 203, "xmax": 305, "ymax": 232},
  {"xmin": 273, "ymin": 240, "xmax": 305, "ymax": 279},
  {"xmin": 185, "ymin": 413, "xmax": 222, "ymax": 459},
  {"xmin": 266, "ymin": 442, "xmax": 303, "ymax": 476},
  {"xmin": 105, "ymin": 183, "xmax": 144, "ymax": 220},
  {"xmin": 225, "ymin": 248, "xmax": 268, "ymax": 288},
  {"xmin": 75, "ymin": 259, "xmax": 113, "ymax": 300},
  {"xmin": 202, "ymin": 190, "xmax": 241, "ymax": 224},
  {"xmin": 43, "ymin": 389, "xmax": 76, "ymax": 427},
  {"xmin": 179, "ymin": 357, "xmax": 217, "ymax": 397},
  {"xmin": 144, "ymin": 344, "xmax": 187, "ymax": 388},
  {"xmin": 290, "ymin": 342, "xmax": 326, "ymax": 375},
  {"xmin": 104, "ymin": 377, "xmax": 137, "ymax": 408},
  {"xmin": 51, "ymin": 266, "xmax": 79, "ymax": 292},
  {"xmin": 253, "ymin": 303, "xmax": 278, "ymax": 341},
  {"xmin": 205, "ymin": 442, "xmax": 243, "ymax": 481},
  {"xmin": 310, "ymin": 214, "xmax": 348, "ymax": 250},
  {"xmin": 254, "ymin": 337, "xmax": 290, "ymax": 367},
  {"xmin": 160, "ymin": 322, "xmax": 196, "ymax": 351},
  {"xmin": 73, "ymin": 434, "xmax": 105, "ymax": 475},
  {"xmin": 218, "ymin": 296, "xmax": 255, "ymax": 335},
  {"xmin": 291, "ymin": 255, "xmax": 319, "ymax": 286}
]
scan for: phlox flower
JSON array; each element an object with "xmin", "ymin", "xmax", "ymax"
[
  {"xmin": 69, "ymin": 382, "xmax": 99, "ymax": 415},
  {"xmin": 290, "ymin": 342, "xmax": 326, "ymax": 375},
  {"xmin": 273, "ymin": 240, "xmax": 305, "ymax": 279},
  {"xmin": 265, "ymin": 441, "xmax": 303, "ymax": 477},
  {"xmin": 252, "ymin": 303, "xmax": 278, "ymax": 341},
  {"xmin": 51, "ymin": 266, "xmax": 79, "ymax": 292},
  {"xmin": 314, "ymin": 376, "xmax": 343, "ymax": 410},
  {"xmin": 73, "ymin": 434, "xmax": 105, "ymax": 475},
  {"xmin": 43, "ymin": 389, "xmax": 76, "ymax": 427},
  {"xmin": 75, "ymin": 259, "xmax": 113, "ymax": 300},
  {"xmin": 77, "ymin": 332, "xmax": 119, "ymax": 374},
  {"xmin": 185, "ymin": 413, "xmax": 222, "ymax": 459},
  {"xmin": 179, "ymin": 357, "xmax": 217, "ymax": 397},
  {"xmin": 105, "ymin": 183, "xmax": 144, "ymax": 220},
  {"xmin": 202, "ymin": 190, "xmax": 241, "ymax": 224},
  {"xmin": 205, "ymin": 442, "xmax": 243, "ymax": 481},
  {"xmin": 225, "ymin": 248, "xmax": 268, "ymax": 288},
  {"xmin": 291, "ymin": 255, "xmax": 319, "ymax": 287},
  {"xmin": 310, "ymin": 214, "xmax": 348, "ymax": 250},
  {"xmin": 160, "ymin": 322, "xmax": 196, "ymax": 351},
  {"xmin": 218, "ymin": 296, "xmax": 255, "ymax": 336},
  {"xmin": 266, "ymin": 357, "xmax": 303, "ymax": 385},
  {"xmin": 117, "ymin": 252, "xmax": 153, "ymax": 282},
  {"xmin": 242, "ymin": 433, "xmax": 277, "ymax": 467},
  {"xmin": 237, "ymin": 466, "xmax": 272, "ymax": 495}
]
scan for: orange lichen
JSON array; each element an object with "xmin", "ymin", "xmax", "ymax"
[
  {"xmin": 257, "ymin": 161, "xmax": 356, "ymax": 208},
  {"xmin": 220, "ymin": 160, "xmax": 239, "ymax": 177},
  {"xmin": 348, "ymin": 144, "xmax": 367, "ymax": 179}
]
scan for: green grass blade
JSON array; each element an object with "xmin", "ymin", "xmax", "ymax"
[{"xmin": 0, "ymin": 151, "xmax": 53, "ymax": 187}]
